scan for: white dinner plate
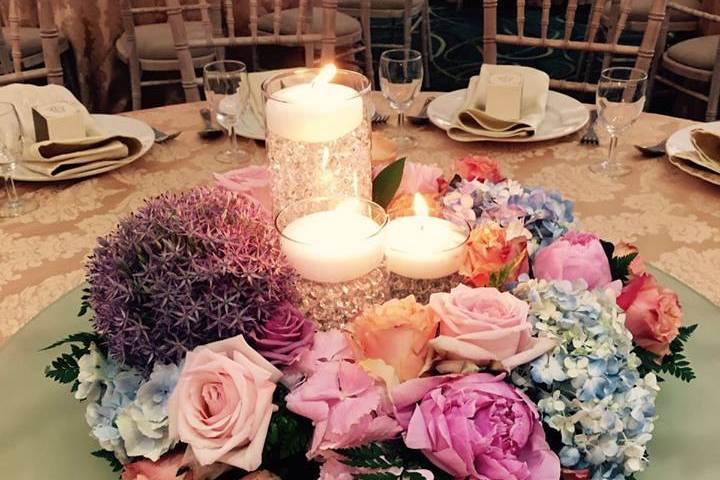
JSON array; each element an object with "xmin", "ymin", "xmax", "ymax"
[
  {"xmin": 234, "ymin": 103, "xmax": 376, "ymax": 141},
  {"xmin": 14, "ymin": 114, "xmax": 155, "ymax": 182},
  {"xmin": 427, "ymin": 89, "xmax": 590, "ymax": 143},
  {"xmin": 665, "ymin": 120, "xmax": 720, "ymax": 186}
]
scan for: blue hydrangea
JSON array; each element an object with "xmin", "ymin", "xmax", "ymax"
[
  {"xmin": 442, "ymin": 179, "xmax": 574, "ymax": 252},
  {"xmin": 511, "ymin": 279, "xmax": 659, "ymax": 479},
  {"xmin": 76, "ymin": 345, "xmax": 178, "ymax": 462}
]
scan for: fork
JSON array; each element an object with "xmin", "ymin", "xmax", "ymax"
[
  {"xmin": 152, "ymin": 127, "xmax": 181, "ymax": 144},
  {"xmin": 372, "ymin": 112, "xmax": 389, "ymax": 124},
  {"xmin": 580, "ymin": 110, "xmax": 599, "ymax": 146}
]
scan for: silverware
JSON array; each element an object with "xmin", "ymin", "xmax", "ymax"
[
  {"xmin": 580, "ymin": 110, "xmax": 599, "ymax": 146},
  {"xmin": 198, "ymin": 108, "xmax": 224, "ymax": 140},
  {"xmin": 152, "ymin": 127, "xmax": 181, "ymax": 143},
  {"xmin": 634, "ymin": 138, "xmax": 667, "ymax": 157},
  {"xmin": 407, "ymin": 96, "xmax": 436, "ymax": 125},
  {"xmin": 372, "ymin": 112, "xmax": 389, "ymax": 124}
]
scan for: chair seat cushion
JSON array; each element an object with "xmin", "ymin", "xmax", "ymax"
[
  {"xmin": 666, "ymin": 34, "xmax": 719, "ymax": 71},
  {"xmin": 257, "ymin": 8, "xmax": 361, "ymax": 37},
  {"xmin": 117, "ymin": 21, "xmax": 214, "ymax": 61},
  {"xmin": 603, "ymin": 0, "xmax": 701, "ymax": 22},
  {"xmin": 1, "ymin": 27, "xmax": 67, "ymax": 57},
  {"xmin": 338, "ymin": 0, "xmax": 423, "ymax": 10}
]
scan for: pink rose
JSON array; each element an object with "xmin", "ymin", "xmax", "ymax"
[
  {"xmin": 617, "ymin": 273, "xmax": 682, "ymax": 357},
  {"xmin": 533, "ymin": 231, "xmax": 612, "ymax": 290},
  {"xmin": 428, "ymin": 284, "xmax": 554, "ymax": 371},
  {"xmin": 455, "ymin": 154, "xmax": 505, "ymax": 183},
  {"xmin": 167, "ymin": 335, "xmax": 282, "ymax": 471},
  {"xmin": 392, "ymin": 373, "xmax": 560, "ymax": 480},
  {"xmin": 122, "ymin": 450, "xmax": 190, "ymax": 480},
  {"xmin": 373, "ymin": 161, "xmax": 443, "ymax": 199},
  {"xmin": 214, "ymin": 166, "xmax": 272, "ymax": 213},
  {"xmin": 286, "ymin": 360, "xmax": 402, "ymax": 458}
]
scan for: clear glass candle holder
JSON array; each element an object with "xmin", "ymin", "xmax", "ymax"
[
  {"xmin": 384, "ymin": 212, "xmax": 471, "ymax": 304},
  {"xmin": 263, "ymin": 67, "xmax": 373, "ymax": 216},
  {"xmin": 275, "ymin": 197, "xmax": 389, "ymax": 330}
]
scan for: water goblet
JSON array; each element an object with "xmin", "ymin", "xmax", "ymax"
[
  {"xmin": 0, "ymin": 102, "xmax": 36, "ymax": 217},
  {"xmin": 379, "ymin": 48, "xmax": 424, "ymax": 151}
]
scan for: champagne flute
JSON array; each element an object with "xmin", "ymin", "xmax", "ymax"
[
  {"xmin": 591, "ymin": 67, "xmax": 647, "ymax": 177},
  {"xmin": 379, "ymin": 48, "xmax": 424, "ymax": 150},
  {"xmin": 0, "ymin": 102, "xmax": 36, "ymax": 217},
  {"xmin": 203, "ymin": 60, "xmax": 250, "ymax": 165}
]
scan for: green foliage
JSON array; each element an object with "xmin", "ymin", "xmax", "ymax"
[
  {"xmin": 339, "ymin": 441, "xmax": 452, "ymax": 480},
  {"xmin": 609, "ymin": 252, "xmax": 639, "ymax": 284},
  {"xmin": 91, "ymin": 449, "xmax": 123, "ymax": 472},
  {"xmin": 43, "ymin": 331, "xmax": 104, "ymax": 390},
  {"xmin": 635, "ymin": 324, "xmax": 698, "ymax": 382},
  {"xmin": 372, "ymin": 157, "xmax": 406, "ymax": 208}
]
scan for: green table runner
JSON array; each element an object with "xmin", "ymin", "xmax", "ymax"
[{"xmin": 1, "ymin": 268, "xmax": 719, "ymax": 479}]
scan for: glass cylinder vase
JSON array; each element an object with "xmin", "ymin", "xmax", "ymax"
[
  {"xmin": 263, "ymin": 67, "xmax": 373, "ymax": 216},
  {"xmin": 275, "ymin": 197, "xmax": 389, "ymax": 330}
]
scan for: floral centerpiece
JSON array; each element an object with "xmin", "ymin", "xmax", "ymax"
[{"xmin": 45, "ymin": 155, "xmax": 696, "ymax": 480}]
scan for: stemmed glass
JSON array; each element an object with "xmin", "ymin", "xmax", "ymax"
[
  {"xmin": 591, "ymin": 67, "xmax": 648, "ymax": 177},
  {"xmin": 379, "ymin": 48, "xmax": 424, "ymax": 150},
  {"xmin": 0, "ymin": 102, "xmax": 36, "ymax": 217},
  {"xmin": 203, "ymin": 60, "xmax": 250, "ymax": 164}
]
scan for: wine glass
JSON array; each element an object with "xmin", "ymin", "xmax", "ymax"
[
  {"xmin": 0, "ymin": 102, "xmax": 36, "ymax": 217},
  {"xmin": 591, "ymin": 67, "xmax": 648, "ymax": 177},
  {"xmin": 379, "ymin": 48, "xmax": 424, "ymax": 150},
  {"xmin": 203, "ymin": 60, "xmax": 250, "ymax": 165}
]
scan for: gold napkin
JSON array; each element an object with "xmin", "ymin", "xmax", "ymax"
[
  {"xmin": 24, "ymin": 135, "xmax": 143, "ymax": 178},
  {"xmin": 448, "ymin": 65, "xmax": 550, "ymax": 141}
]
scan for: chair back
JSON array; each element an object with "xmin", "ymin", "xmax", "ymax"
[
  {"xmin": 166, "ymin": 0, "xmax": 339, "ymax": 102},
  {"xmin": 0, "ymin": 0, "xmax": 63, "ymax": 86},
  {"xmin": 482, "ymin": 0, "xmax": 667, "ymax": 92}
]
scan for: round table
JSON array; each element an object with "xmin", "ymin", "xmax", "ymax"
[{"xmin": 0, "ymin": 267, "xmax": 718, "ymax": 479}]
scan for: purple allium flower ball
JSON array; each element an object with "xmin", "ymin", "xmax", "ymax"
[
  {"xmin": 86, "ymin": 186, "xmax": 295, "ymax": 370},
  {"xmin": 249, "ymin": 302, "xmax": 315, "ymax": 367}
]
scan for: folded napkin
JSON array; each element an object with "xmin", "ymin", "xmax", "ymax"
[
  {"xmin": 448, "ymin": 65, "xmax": 550, "ymax": 141},
  {"xmin": 248, "ymin": 69, "xmax": 295, "ymax": 126},
  {"xmin": 0, "ymin": 83, "xmax": 144, "ymax": 178},
  {"xmin": 671, "ymin": 128, "xmax": 720, "ymax": 176}
]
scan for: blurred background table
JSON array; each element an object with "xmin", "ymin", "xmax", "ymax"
[{"xmin": 2, "ymin": 92, "xmax": 720, "ymax": 345}]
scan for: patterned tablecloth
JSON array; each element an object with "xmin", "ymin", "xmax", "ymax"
[{"xmin": 2, "ymin": 92, "xmax": 719, "ymax": 345}]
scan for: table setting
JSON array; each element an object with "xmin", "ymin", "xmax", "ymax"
[{"xmin": 1, "ymin": 51, "xmax": 720, "ymax": 480}]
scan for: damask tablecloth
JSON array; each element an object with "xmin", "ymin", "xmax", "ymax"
[{"xmin": 2, "ymin": 92, "xmax": 719, "ymax": 345}]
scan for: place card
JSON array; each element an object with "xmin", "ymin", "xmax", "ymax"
[
  {"xmin": 32, "ymin": 102, "xmax": 86, "ymax": 141},
  {"xmin": 485, "ymin": 72, "xmax": 523, "ymax": 121}
]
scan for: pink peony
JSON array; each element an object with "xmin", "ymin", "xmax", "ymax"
[
  {"xmin": 122, "ymin": 450, "xmax": 190, "ymax": 480},
  {"xmin": 249, "ymin": 302, "xmax": 315, "ymax": 367},
  {"xmin": 533, "ymin": 231, "xmax": 612, "ymax": 290},
  {"xmin": 286, "ymin": 360, "xmax": 402, "ymax": 458},
  {"xmin": 617, "ymin": 273, "xmax": 682, "ymax": 357},
  {"xmin": 428, "ymin": 284, "xmax": 554, "ymax": 371},
  {"xmin": 167, "ymin": 335, "xmax": 282, "ymax": 471},
  {"xmin": 214, "ymin": 166, "xmax": 272, "ymax": 213},
  {"xmin": 392, "ymin": 373, "xmax": 560, "ymax": 480},
  {"xmin": 455, "ymin": 154, "xmax": 505, "ymax": 183}
]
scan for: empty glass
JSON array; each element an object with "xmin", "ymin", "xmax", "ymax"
[
  {"xmin": 379, "ymin": 48, "xmax": 424, "ymax": 150},
  {"xmin": 203, "ymin": 60, "xmax": 250, "ymax": 164},
  {"xmin": 591, "ymin": 67, "xmax": 647, "ymax": 177},
  {"xmin": 0, "ymin": 102, "xmax": 36, "ymax": 217}
]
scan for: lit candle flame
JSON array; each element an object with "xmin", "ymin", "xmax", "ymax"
[
  {"xmin": 413, "ymin": 193, "xmax": 429, "ymax": 217},
  {"xmin": 311, "ymin": 64, "xmax": 337, "ymax": 88}
]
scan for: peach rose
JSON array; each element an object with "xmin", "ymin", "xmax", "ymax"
[
  {"xmin": 428, "ymin": 284, "xmax": 555, "ymax": 371},
  {"xmin": 614, "ymin": 241, "xmax": 646, "ymax": 277},
  {"xmin": 351, "ymin": 296, "xmax": 438, "ymax": 382},
  {"xmin": 455, "ymin": 155, "xmax": 505, "ymax": 183},
  {"xmin": 460, "ymin": 221, "xmax": 528, "ymax": 288},
  {"xmin": 617, "ymin": 273, "xmax": 682, "ymax": 357},
  {"xmin": 167, "ymin": 336, "xmax": 282, "ymax": 471},
  {"xmin": 122, "ymin": 450, "xmax": 190, "ymax": 480}
]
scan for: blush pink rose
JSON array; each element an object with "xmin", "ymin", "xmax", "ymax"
[
  {"xmin": 167, "ymin": 335, "xmax": 282, "ymax": 471},
  {"xmin": 428, "ymin": 284, "xmax": 554, "ymax": 371},
  {"xmin": 214, "ymin": 166, "xmax": 272, "ymax": 213},
  {"xmin": 455, "ymin": 154, "xmax": 505, "ymax": 183},
  {"xmin": 122, "ymin": 450, "xmax": 190, "ymax": 480},
  {"xmin": 533, "ymin": 231, "xmax": 612, "ymax": 290},
  {"xmin": 373, "ymin": 161, "xmax": 444, "ymax": 198},
  {"xmin": 617, "ymin": 273, "xmax": 682, "ymax": 357}
]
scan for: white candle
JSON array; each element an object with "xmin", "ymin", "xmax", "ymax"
[
  {"xmin": 265, "ymin": 68, "xmax": 363, "ymax": 143},
  {"xmin": 384, "ymin": 195, "xmax": 468, "ymax": 280},
  {"xmin": 280, "ymin": 209, "xmax": 384, "ymax": 283}
]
